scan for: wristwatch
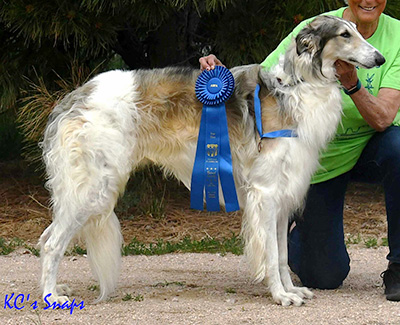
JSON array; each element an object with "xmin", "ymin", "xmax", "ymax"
[{"xmin": 343, "ymin": 79, "xmax": 361, "ymax": 95}]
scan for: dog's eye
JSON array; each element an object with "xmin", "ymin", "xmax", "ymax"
[{"xmin": 340, "ymin": 31, "xmax": 351, "ymax": 38}]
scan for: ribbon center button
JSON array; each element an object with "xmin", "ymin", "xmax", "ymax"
[{"xmin": 207, "ymin": 78, "xmax": 223, "ymax": 94}]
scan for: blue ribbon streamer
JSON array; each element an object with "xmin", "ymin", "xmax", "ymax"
[
  {"xmin": 190, "ymin": 66, "xmax": 239, "ymax": 212},
  {"xmin": 254, "ymin": 84, "xmax": 297, "ymax": 139}
]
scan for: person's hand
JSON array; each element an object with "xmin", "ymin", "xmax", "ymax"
[
  {"xmin": 199, "ymin": 54, "xmax": 225, "ymax": 71},
  {"xmin": 334, "ymin": 59, "xmax": 359, "ymax": 90}
]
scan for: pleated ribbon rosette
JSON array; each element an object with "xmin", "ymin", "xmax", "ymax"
[{"xmin": 190, "ymin": 66, "xmax": 239, "ymax": 212}]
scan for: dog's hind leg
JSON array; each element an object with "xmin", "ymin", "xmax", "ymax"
[{"xmin": 40, "ymin": 209, "xmax": 88, "ymax": 305}]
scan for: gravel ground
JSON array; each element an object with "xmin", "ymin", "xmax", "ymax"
[{"xmin": 1, "ymin": 246, "xmax": 400, "ymax": 325}]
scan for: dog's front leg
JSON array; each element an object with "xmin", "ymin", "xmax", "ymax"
[
  {"xmin": 242, "ymin": 185, "xmax": 304, "ymax": 306},
  {"xmin": 277, "ymin": 214, "xmax": 313, "ymax": 300}
]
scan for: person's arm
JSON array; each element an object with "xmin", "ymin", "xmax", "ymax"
[{"xmin": 335, "ymin": 60, "xmax": 400, "ymax": 131}]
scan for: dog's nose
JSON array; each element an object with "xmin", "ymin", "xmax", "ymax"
[{"xmin": 375, "ymin": 52, "xmax": 386, "ymax": 66}]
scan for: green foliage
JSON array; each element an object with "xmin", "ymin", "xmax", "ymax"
[
  {"xmin": 133, "ymin": 294, "xmax": 144, "ymax": 302},
  {"xmin": 0, "ymin": 237, "xmax": 38, "ymax": 255},
  {"xmin": 27, "ymin": 245, "xmax": 40, "ymax": 257},
  {"xmin": 207, "ymin": 0, "xmax": 345, "ymax": 67},
  {"xmin": 121, "ymin": 233, "xmax": 243, "ymax": 256},
  {"xmin": 0, "ymin": 113, "xmax": 23, "ymax": 159},
  {"xmin": 225, "ymin": 287, "xmax": 236, "ymax": 294},
  {"xmin": 25, "ymin": 233, "xmax": 243, "ymax": 258},
  {"xmin": 152, "ymin": 280, "xmax": 186, "ymax": 287},
  {"xmin": 122, "ymin": 293, "xmax": 144, "ymax": 302},
  {"xmin": 122, "ymin": 293, "xmax": 133, "ymax": 301},
  {"xmin": 0, "ymin": 0, "xmax": 234, "ymax": 160},
  {"xmin": 17, "ymin": 61, "xmax": 104, "ymax": 165},
  {"xmin": 2, "ymin": 0, "xmax": 400, "ymax": 161},
  {"xmin": 2, "ymin": 1, "xmax": 127, "ymax": 54},
  {"xmin": 70, "ymin": 245, "xmax": 88, "ymax": 255},
  {"xmin": 346, "ymin": 233, "xmax": 362, "ymax": 245},
  {"xmin": 364, "ymin": 237, "xmax": 378, "ymax": 248},
  {"xmin": 88, "ymin": 284, "xmax": 99, "ymax": 291},
  {"xmin": 12, "ymin": 233, "xmax": 242, "ymax": 257},
  {"xmin": 0, "ymin": 237, "xmax": 16, "ymax": 255},
  {"xmin": 385, "ymin": 1, "xmax": 400, "ymax": 18},
  {"xmin": 381, "ymin": 237, "xmax": 389, "ymax": 247},
  {"xmin": 346, "ymin": 234, "xmax": 389, "ymax": 249}
]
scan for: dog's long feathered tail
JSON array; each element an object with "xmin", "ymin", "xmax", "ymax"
[{"xmin": 81, "ymin": 212, "xmax": 123, "ymax": 302}]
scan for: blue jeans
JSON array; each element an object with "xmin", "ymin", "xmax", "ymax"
[{"xmin": 289, "ymin": 126, "xmax": 400, "ymax": 289}]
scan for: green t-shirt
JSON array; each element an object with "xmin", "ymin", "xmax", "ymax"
[{"xmin": 261, "ymin": 7, "xmax": 400, "ymax": 184}]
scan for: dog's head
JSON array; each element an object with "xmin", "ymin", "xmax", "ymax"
[{"xmin": 294, "ymin": 15, "xmax": 385, "ymax": 78}]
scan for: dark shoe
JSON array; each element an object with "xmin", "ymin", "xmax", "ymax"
[{"xmin": 381, "ymin": 263, "xmax": 400, "ymax": 301}]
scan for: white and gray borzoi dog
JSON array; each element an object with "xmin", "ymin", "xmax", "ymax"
[{"xmin": 39, "ymin": 16, "xmax": 385, "ymax": 306}]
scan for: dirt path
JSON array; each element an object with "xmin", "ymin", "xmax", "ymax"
[
  {"xmin": 1, "ymin": 246, "xmax": 399, "ymax": 325},
  {"xmin": 0, "ymin": 162, "xmax": 397, "ymax": 324}
]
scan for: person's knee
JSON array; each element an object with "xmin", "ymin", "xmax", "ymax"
[
  {"xmin": 298, "ymin": 259, "xmax": 350, "ymax": 289},
  {"xmin": 289, "ymin": 229, "xmax": 350, "ymax": 289}
]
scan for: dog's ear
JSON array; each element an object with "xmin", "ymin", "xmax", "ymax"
[{"xmin": 295, "ymin": 27, "xmax": 321, "ymax": 56}]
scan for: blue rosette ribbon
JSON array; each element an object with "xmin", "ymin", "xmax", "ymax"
[{"xmin": 190, "ymin": 66, "xmax": 240, "ymax": 212}]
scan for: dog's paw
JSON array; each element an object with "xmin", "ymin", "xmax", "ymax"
[
  {"xmin": 288, "ymin": 286, "xmax": 313, "ymax": 300},
  {"xmin": 273, "ymin": 291, "xmax": 304, "ymax": 307},
  {"xmin": 43, "ymin": 292, "xmax": 71, "ymax": 307},
  {"xmin": 56, "ymin": 284, "xmax": 73, "ymax": 297}
]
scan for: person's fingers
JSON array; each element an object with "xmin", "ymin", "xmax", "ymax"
[
  {"xmin": 335, "ymin": 59, "xmax": 354, "ymax": 75},
  {"xmin": 334, "ymin": 60, "xmax": 358, "ymax": 89},
  {"xmin": 214, "ymin": 57, "xmax": 226, "ymax": 68},
  {"xmin": 199, "ymin": 55, "xmax": 215, "ymax": 71},
  {"xmin": 199, "ymin": 54, "xmax": 225, "ymax": 71},
  {"xmin": 199, "ymin": 56, "xmax": 212, "ymax": 71}
]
